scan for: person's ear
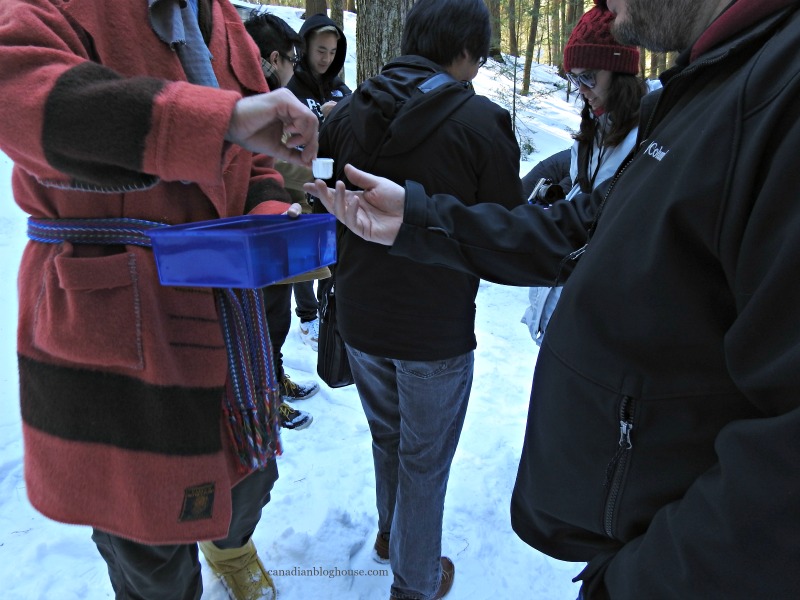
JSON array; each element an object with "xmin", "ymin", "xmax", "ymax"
[{"xmin": 269, "ymin": 50, "xmax": 281, "ymax": 68}]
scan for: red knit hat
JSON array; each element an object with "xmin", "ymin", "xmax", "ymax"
[{"xmin": 563, "ymin": 0, "xmax": 639, "ymax": 74}]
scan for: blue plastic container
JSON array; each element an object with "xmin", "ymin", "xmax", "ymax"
[{"xmin": 147, "ymin": 214, "xmax": 337, "ymax": 288}]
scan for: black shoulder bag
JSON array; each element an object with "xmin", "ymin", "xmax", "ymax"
[{"xmin": 316, "ymin": 259, "xmax": 352, "ymax": 387}]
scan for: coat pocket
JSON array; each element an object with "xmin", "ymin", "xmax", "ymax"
[{"xmin": 33, "ymin": 246, "xmax": 144, "ymax": 370}]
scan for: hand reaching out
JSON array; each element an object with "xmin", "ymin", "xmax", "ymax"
[
  {"xmin": 304, "ymin": 164, "xmax": 406, "ymax": 246},
  {"xmin": 226, "ymin": 88, "xmax": 319, "ymax": 167}
]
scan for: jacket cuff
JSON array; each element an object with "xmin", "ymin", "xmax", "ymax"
[
  {"xmin": 573, "ymin": 550, "xmax": 615, "ymax": 600},
  {"xmin": 247, "ymin": 200, "xmax": 292, "ymax": 216},
  {"xmin": 144, "ymin": 82, "xmax": 239, "ymax": 185},
  {"xmin": 403, "ymin": 180, "xmax": 428, "ymax": 227},
  {"xmin": 245, "ymin": 179, "xmax": 293, "ymax": 213}
]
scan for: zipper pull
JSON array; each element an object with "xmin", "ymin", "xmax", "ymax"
[
  {"xmin": 567, "ymin": 244, "xmax": 587, "ymax": 261},
  {"xmin": 618, "ymin": 420, "xmax": 633, "ymax": 449}
]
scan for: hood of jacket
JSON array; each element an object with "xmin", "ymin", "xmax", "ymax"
[
  {"xmin": 346, "ymin": 55, "xmax": 474, "ymax": 158},
  {"xmin": 297, "ymin": 13, "xmax": 347, "ymax": 81}
]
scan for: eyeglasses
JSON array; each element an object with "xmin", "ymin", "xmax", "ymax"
[
  {"xmin": 478, "ymin": 56, "xmax": 488, "ymax": 68},
  {"xmin": 280, "ymin": 52, "xmax": 300, "ymax": 66},
  {"xmin": 566, "ymin": 69, "xmax": 597, "ymax": 89}
]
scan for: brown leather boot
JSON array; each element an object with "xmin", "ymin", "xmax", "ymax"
[
  {"xmin": 390, "ymin": 557, "xmax": 454, "ymax": 600},
  {"xmin": 431, "ymin": 557, "xmax": 454, "ymax": 600},
  {"xmin": 373, "ymin": 531, "xmax": 390, "ymax": 563}
]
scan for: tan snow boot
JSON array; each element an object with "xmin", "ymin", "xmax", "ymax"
[{"xmin": 199, "ymin": 539, "xmax": 276, "ymax": 600}]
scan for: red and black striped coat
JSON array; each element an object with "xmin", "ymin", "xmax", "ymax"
[{"xmin": 0, "ymin": 0, "xmax": 288, "ymax": 544}]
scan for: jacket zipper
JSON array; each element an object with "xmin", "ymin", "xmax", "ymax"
[{"xmin": 603, "ymin": 395, "xmax": 635, "ymax": 538}]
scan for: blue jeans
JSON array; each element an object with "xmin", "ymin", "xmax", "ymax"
[{"xmin": 346, "ymin": 345, "xmax": 473, "ymax": 600}]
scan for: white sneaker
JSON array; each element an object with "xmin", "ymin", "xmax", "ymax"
[{"xmin": 298, "ymin": 317, "xmax": 319, "ymax": 351}]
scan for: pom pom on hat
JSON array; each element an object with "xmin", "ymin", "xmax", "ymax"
[{"xmin": 563, "ymin": 0, "xmax": 639, "ymax": 74}]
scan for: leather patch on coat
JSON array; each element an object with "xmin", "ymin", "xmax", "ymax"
[{"xmin": 179, "ymin": 483, "xmax": 215, "ymax": 521}]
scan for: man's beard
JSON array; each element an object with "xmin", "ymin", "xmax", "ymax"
[{"xmin": 612, "ymin": 0, "xmax": 702, "ymax": 52}]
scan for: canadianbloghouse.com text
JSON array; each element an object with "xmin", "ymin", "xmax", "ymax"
[{"xmin": 267, "ymin": 567, "xmax": 390, "ymax": 579}]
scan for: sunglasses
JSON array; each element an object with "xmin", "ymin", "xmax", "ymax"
[{"xmin": 566, "ymin": 70, "xmax": 597, "ymax": 89}]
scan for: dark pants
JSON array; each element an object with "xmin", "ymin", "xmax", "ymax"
[
  {"xmin": 92, "ymin": 460, "xmax": 279, "ymax": 600},
  {"xmin": 293, "ymin": 280, "xmax": 318, "ymax": 322},
  {"xmin": 263, "ymin": 284, "xmax": 292, "ymax": 379}
]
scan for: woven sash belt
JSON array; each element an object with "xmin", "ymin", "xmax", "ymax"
[{"xmin": 27, "ymin": 217, "xmax": 281, "ymax": 471}]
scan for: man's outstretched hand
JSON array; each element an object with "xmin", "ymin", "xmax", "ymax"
[
  {"xmin": 304, "ymin": 164, "xmax": 406, "ymax": 246},
  {"xmin": 226, "ymin": 88, "xmax": 319, "ymax": 167}
]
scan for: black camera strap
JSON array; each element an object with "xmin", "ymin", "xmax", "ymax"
[
  {"xmin": 577, "ymin": 122, "xmax": 609, "ymax": 194},
  {"xmin": 576, "ymin": 140, "xmax": 593, "ymax": 194}
]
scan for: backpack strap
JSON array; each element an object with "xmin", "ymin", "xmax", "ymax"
[{"xmin": 417, "ymin": 71, "xmax": 458, "ymax": 93}]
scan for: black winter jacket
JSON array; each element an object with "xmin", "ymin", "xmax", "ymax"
[
  {"xmin": 286, "ymin": 13, "xmax": 350, "ymax": 122},
  {"xmin": 387, "ymin": 1, "xmax": 800, "ymax": 597},
  {"xmin": 318, "ymin": 55, "xmax": 522, "ymax": 360}
]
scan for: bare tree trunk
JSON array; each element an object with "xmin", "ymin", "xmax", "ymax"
[
  {"xmin": 331, "ymin": 0, "xmax": 343, "ymax": 26},
  {"xmin": 649, "ymin": 50, "xmax": 659, "ymax": 79},
  {"xmin": 641, "ymin": 48, "xmax": 647, "ymax": 78},
  {"xmin": 306, "ymin": 0, "xmax": 328, "ymax": 17},
  {"xmin": 521, "ymin": 0, "xmax": 542, "ymax": 96},
  {"xmin": 508, "ymin": 0, "xmax": 518, "ymax": 57},
  {"xmin": 659, "ymin": 52, "xmax": 671, "ymax": 77},
  {"xmin": 548, "ymin": 0, "xmax": 560, "ymax": 69},
  {"xmin": 330, "ymin": 0, "xmax": 345, "ymax": 85},
  {"xmin": 356, "ymin": 0, "xmax": 412, "ymax": 84},
  {"xmin": 644, "ymin": 51, "xmax": 670, "ymax": 79},
  {"xmin": 346, "ymin": 0, "xmax": 356, "ymax": 12},
  {"xmin": 485, "ymin": 0, "xmax": 503, "ymax": 62},
  {"xmin": 565, "ymin": 0, "xmax": 583, "ymax": 36}
]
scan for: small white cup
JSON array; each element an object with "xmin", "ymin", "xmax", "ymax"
[{"xmin": 312, "ymin": 158, "xmax": 334, "ymax": 179}]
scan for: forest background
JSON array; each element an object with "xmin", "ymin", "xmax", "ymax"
[{"xmin": 244, "ymin": 0, "xmax": 674, "ymax": 89}]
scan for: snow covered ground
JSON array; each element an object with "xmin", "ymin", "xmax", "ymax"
[{"xmin": 0, "ymin": 5, "xmax": 584, "ymax": 599}]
